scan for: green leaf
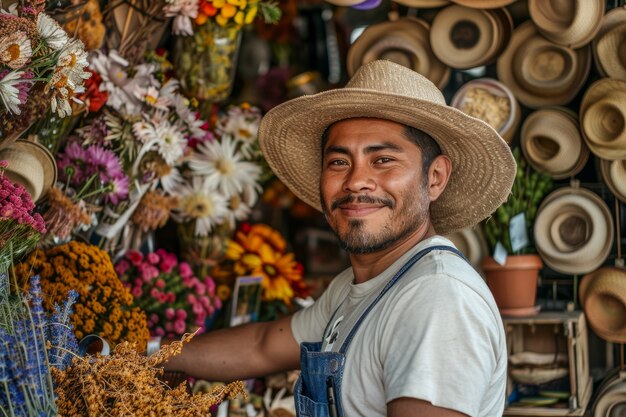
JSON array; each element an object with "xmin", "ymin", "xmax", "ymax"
[{"xmin": 259, "ymin": 1, "xmax": 282, "ymax": 24}]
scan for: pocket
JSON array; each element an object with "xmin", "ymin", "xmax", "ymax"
[{"xmin": 294, "ymin": 391, "xmax": 330, "ymax": 417}]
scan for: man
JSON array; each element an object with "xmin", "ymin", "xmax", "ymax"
[{"xmin": 166, "ymin": 60, "xmax": 516, "ymax": 417}]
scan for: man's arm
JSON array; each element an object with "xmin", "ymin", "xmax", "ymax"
[
  {"xmin": 164, "ymin": 314, "xmax": 301, "ymax": 381},
  {"xmin": 388, "ymin": 398, "xmax": 470, "ymax": 417}
]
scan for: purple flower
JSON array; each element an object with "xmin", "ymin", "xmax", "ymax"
[
  {"xmin": 87, "ymin": 145, "xmax": 123, "ymax": 181},
  {"xmin": 104, "ymin": 175, "xmax": 129, "ymax": 205}
]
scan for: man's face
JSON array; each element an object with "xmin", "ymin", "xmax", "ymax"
[{"xmin": 320, "ymin": 118, "xmax": 431, "ymax": 254}]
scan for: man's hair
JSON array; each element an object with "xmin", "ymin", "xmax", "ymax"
[{"xmin": 320, "ymin": 122, "xmax": 442, "ymax": 176}]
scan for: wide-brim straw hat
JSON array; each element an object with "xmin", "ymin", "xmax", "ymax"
[
  {"xmin": 394, "ymin": 0, "xmax": 449, "ymax": 7},
  {"xmin": 580, "ymin": 78, "xmax": 626, "ymax": 160},
  {"xmin": 430, "ymin": 5, "xmax": 512, "ymax": 69},
  {"xmin": 258, "ymin": 60, "xmax": 516, "ymax": 235},
  {"xmin": 600, "ymin": 158, "xmax": 626, "ymax": 204},
  {"xmin": 592, "ymin": 6, "xmax": 626, "ymax": 77},
  {"xmin": 0, "ymin": 139, "xmax": 57, "ymax": 202},
  {"xmin": 521, "ymin": 107, "xmax": 589, "ymax": 179},
  {"xmin": 450, "ymin": 0, "xmax": 516, "ymax": 8},
  {"xmin": 533, "ymin": 186, "xmax": 613, "ymax": 275},
  {"xmin": 451, "ymin": 78, "xmax": 520, "ymax": 144},
  {"xmin": 347, "ymin": 18, "xmax": 450, "ymax": 90},
  {"xmin": 579, "ymin": 267, "xmax": 626, "ymax": 343},
  {"xmin": 595, "ymin": 24, "xmax": 626, "ymax": 80},
  {"xmin": 528, "ymin": 0, "xmax": 604, "ymax": 49},
  {"xmin": 496, "ymin": 20, "xmax": 591, "ymax": 108},
  {"xmin": 444, "ymin": 226, "xmax": 488, "ymax": 271}
]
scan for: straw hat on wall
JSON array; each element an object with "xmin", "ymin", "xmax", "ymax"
[
  {"xmin": 0, "ymin": 139, "xmax": 57, "ymax": 202},
  {"xmin": 496, "ymin": 21, "xmax": 591, "ymax": 108},
  {"xmin": 444, "ymin": 226, "xmax": 489, "ymax": 272},
  {"xmin": 528, "ymin": 0, "xmax": 605, "ymax": 49},
  {"xmin": 579, "ymin": 78, "xmax": 626, "ymax": 160},
  {"xmin": 347, "ymin": 18, "xmax": 450, "ymax": 89},
  {"xmin": 592, "ymin": 5, "xmax": 626, "ymax": 77},
  {"xmin": 600, "ymin": 159, "xmax": 626, "ymax": 204},
  {"xmin": 520, "ymin": 107, "xmax": 589, "ymax": 179},
  {"xmin": 595, "ymin": 24, "xmax": 626, "ymax": 80},
  {"xmin": 430, "ymin": 4, "xmax": 512, "ymax": 69},
  {"xmin": 580, "ymin": 267, "xmax": 626, "ymax": 343},
  {"xmin": 394, "ymin": 0, "xmax": 450, "ymax": 7},
  {"xmin": 533, "ymin": 186, "xmax": 613, "ymax": 275},
  {"xmin": 451, "ymin": 0, "xmax": 516, "ymax": 8}
]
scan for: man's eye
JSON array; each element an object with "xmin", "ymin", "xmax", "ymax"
[
  {"xmin": 375, "ymin": 157, "xmax": 393, "ymax": 164},
  {"xmin": 328, "ymin": 160, "xmax": 347, "ymax": 166}
]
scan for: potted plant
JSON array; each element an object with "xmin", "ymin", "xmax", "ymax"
[{"xmin": 481, "ymin": 147, "xmax": 552, "ymax": 314}]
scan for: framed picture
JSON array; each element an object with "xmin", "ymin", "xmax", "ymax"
[{"xmin": 229, "ymin": 275, "xmax": 263, "ymax": 327}]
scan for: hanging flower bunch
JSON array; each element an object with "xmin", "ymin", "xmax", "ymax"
[
  {"xmin": 13, "ymin": 240, "xmax": 150, "ymax": 350},
  {"xmin": 0, "ymin": 273, "xmax": 79, "ymax": 416},
  {"xmin": 0, "ymin": 6, "xmax": 90, "ymax": 141},
  {"xmin": 0, "ymin": 161, "xmax": 46, "ymax": 262},
  {"xmin": 115, "ymin": 248, "xmax": 222, "ymax": 339},
  {"xmin": 221, "ymin": 223, "xmax": 308, "ymax": 308}
]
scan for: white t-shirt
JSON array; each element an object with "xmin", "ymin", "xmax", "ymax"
[{"xmin": 291, "ymin": 236, "xmax": 507, "ymax": 417}]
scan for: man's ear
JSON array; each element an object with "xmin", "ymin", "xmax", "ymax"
[{"xmin": 427, "ymin": 155, "xmax": 452, "ymax": 202}]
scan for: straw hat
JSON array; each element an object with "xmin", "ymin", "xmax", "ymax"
[
  {"xmin": 520, "ymin": 107, "xmax": 589, "ymax": 179},
  {"xmin": 450, "ymin": 0, "xmax": 516, "ymax": 8},
  {"xmin": 592, "ymin": 6, "xmax": 626, "ymax": 77},
  {"xmin": 450, "ymin": 78, "xmax": 520, "ymax": 144},
  {"xmin": 579, "ymin": 267, "xmax": 626, "ymax": 343},
  {"xmin": 0, "ymin": 139, "xmax": 57, "ymax": 202},
  {"xmin": 430, "ymin": 5, "xmax": 512, "ymax": 69},
  {"xmin": 533, "ymin": 186, "xmax": 613, "ymax": 275},
  {"xmin": 528, "ymin": 0, "xmax": 604, "ymax": 49},
  {"xmin": 394, "ymin": 0, "xmax": 450, "ymax": 7},
  {"xmin": 595, "ymin": 24, "xmax": 626, "ymax": 80},
  {"xmin": 496, "ymin": 20, "xmax": 591, "ymax": 108},
  {"xmin": 600, "ymin": 158, "xmax": 626, "ymax": 204},
  {"xmin": 258, "ymin": 60, "xmax": 516, "ymax": 235},
  {"xmin": 347, "ymin": 18, "xmax": 450, "ymax": 90},
  {"xmin": 580, "ymin": 78, "xmax": 626, "ymax": 160},
  {"xmin": 444, "ymin": 226, "xmax": 488, "ymax": 271}
]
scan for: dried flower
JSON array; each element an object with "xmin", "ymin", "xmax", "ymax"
[{"xmin": 131, "ymin": 190, "xmax": 178, "ymax": 232}]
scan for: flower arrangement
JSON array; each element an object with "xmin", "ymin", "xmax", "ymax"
[
  {"xmin": 13, "ymin": 240, "xmax": 150, "ymax": 350},
  {"xmin": 219, "ymin": 223, "xmax": 308, "ymax": 314},
  {"xmin": 0, "ymin": 162, "xmax": 46, "ymax": 264},
  {"xmin": 115, "ymin": 248, "xmax": 222, "ymax": 339},
  {"xmin": 0, "ymin": 5, "xmax": 90, "ymax": 141},
  {"xmin": 0, "ymin": 273, "xmax": 79, "ymax": 416},
  {"xmin": 52, "ymin": 333, "xmax": 245, "ymax": 416}
]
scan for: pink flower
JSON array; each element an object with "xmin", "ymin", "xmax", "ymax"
[
  {"xmin": 179, "ymin": 262, "xmax": 193, "ymax": 278},
  {"xmin": 140, "ymin": 264, "xmax": 159, "ymax": 282},
  {"xmin": 166, "ymin": 293, "xmax": 175, "ymax": 303},
  {"xmin": 127, "ymin": 250, "xmax": 143, "ymax": 266},
  {"xmin": 199, "ymin": 296, "xmax": 211, "ymax": 309},
  {"xmin": 165, "ymin": 322, "xmax": 173, "ymax": 332},
  {"xmin": 155, "ymin": 279, "xmax": 165, "ymax": 289},
  {"xmin": 147, "ymin": 252, "xmax": 160, "ymax": 265},
  {"xmin": 213, "ymin": 298, "xmax": 222, "ymax": 310},
  {"xmin": 165, "ymin": 308, "xmax": 175, "ymax": 320},
  {"xmin": 175, "ymin": 309, "xmax": 187, "ymax": 320},
  {"xmin": 157, "ymin": 292, "xmax": 167, "ymax": 303},
  {"xmin": 173, "ymin": 319, "xmax": 186, "ymax": 335},
  {"xmin": 0, "ymin": 160, "xmax": 8, "ymax": 168},
  {"xmin": 150, "ymin": 288, "xmax": 160, "ymax": 298},
  {"xmin": 195, "ymin": 318, "xmax": 205, "ymax": 327},
  {"xmin": 154, "ymin": 327, "xmax": 165, "ymax": 336},
  {"xmin": 149, "ymin": 313, "xmax": 159, "ymax": 323},
  {"xmin": 115, "ymin": 259, "xmax": 130, "ymax": 276},
  {"xmin": 158, "ymin": 250, "xmax": 178, "ymax": 273},
  {"xmin": 204, "ymin": 277, "xmax": 216, "ymax": 294},
  {"xmin": 131, "ymin": 287, "xmax": 142, "ymax": 298},
  {"xmin": 192, "ymin": 302, "xmax": 204, "ymax": 315},
  {"xmin": 187, "ymin": 294, "xmax": 196, "ymax": 305}
]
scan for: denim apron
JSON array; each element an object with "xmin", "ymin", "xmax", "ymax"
[{"xmin": 294, "ymin": 245, "xmax": 465, "ymax": 417}]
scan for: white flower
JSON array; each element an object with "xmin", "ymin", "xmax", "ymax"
[
  {"xmin": 223, "ymin": 183, "xmax": 259, "ymax": 229},
  {"xmin": 159, "ymin": 166, "xmax": 186, "ymax": 195},
  {"xmin": 217, "ymin": 105, "xmax": 262, "ymax": 159},
  {"xmin": 132, "ymin": 117, "xmax": 186, "ymax": 165},
  {"xmin": 172, "ymin": 176, "xmax": 230, "ymax": 236},
  {"xmin": 188, "ymin": 135, "xmax": 261, "ymax": 198},
  {"xmin": 173, "ymin": 93, "xmax": 205, "ymax": 139},
  {"xmin": 164, "ymin": 0, "xmax": 198, "ymax": 36},
  {"xmin": 0, "ymin": 70, "xmax": 24, "ymax": 114},
  {"xmin": 132, "ymin": 79, "xmax": 178, "ymax": 111},
  {"xmin": 37, "ymin": 13, "xmax": 69, "ymax": 51},
  {"xmin": 1, "ymin": 3, "xmax": 19, "ymax": 15},
  {"xmin": 0, "ymin": 31, "xmax": 32, "ymax": 69},
  {"xmin": 46, "ymin": 38, "xmax": 90, "ymax": 117}
]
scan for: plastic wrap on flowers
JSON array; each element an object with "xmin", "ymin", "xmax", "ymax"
[
  {"xmin": 115, "ymin": 248, "xmax": 222, "ymax": 337},
  {"xmin": 13, "ymin": 240, "xmax": 150, "ymax": 351},
  {"xmin": 173, "ymin": 20, "xmax": 242, "ymax": 102}
]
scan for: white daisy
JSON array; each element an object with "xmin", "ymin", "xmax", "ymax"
[
  {"xmin": 217, "ymin": 105, "xmax": 262, "ymax": 159},
  {"xmin": 224, "ymin": 194, "xmax": 251, "ymax": 230},
  {"xmin": 0, "ymin": 31, "xmax": 32, "ymax": 69},
  {"xmin": 159, "ymin": 165, "xmax": 186, "ymax": 195},
  {"xmin": 0, "ymin": 70, "xmax": 24, "ymax": 114},
  {"xmin": 188, "ymin": 134, "xmax": 261, "ymax": 198},
  {"xmin": 171, "ymin": 176, "xmax": 230, "ymax": 236},
  {"xmin": 37, "ymin": 13, "xmax": 69, "ymax": 51},
  {"xmin": 132, "ymin": 117, "xmax": 186, "ymax": 165},
  {"xmin": 172, "ymin": 93, "xmax": 205, "ymax": 139},
  {"xmin": 46, "ymin": 39, "xmax": 90, "ymax": 117},
  {"xmin": 164, "ymin": 0, "xmax": 198, "ymax": 36},
  {"xmin": 132, "ymin": 78, "xmax": 178, "ymax": 111}
]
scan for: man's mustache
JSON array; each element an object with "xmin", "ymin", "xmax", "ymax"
[{"xmin": 331, "ymin": 195, "xmax": 394, "ymax": 211}]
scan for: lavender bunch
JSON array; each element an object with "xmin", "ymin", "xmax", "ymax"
[{"xmin": 0, "ymin": 273, "xmax": 79, "ymax": 417}]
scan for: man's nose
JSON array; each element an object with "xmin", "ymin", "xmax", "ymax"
[{"xmin": 343, "ymin": 162, "xmax": 376, "ymax": 193}]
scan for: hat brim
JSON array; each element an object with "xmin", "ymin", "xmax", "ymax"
[
  {"xmin": 259, "ymin": 87, "xmax": 515, "ymax": 236},
  {"xmin": 580, "ymin": 267, "xmax": 626, "ymax": 343},
  {"xmin": 451, "ymin": 0, "xmax": 516, "ymax": 8},
  {"xmin": 12, "ymin": 140, "xmax": 57, "ymax": 201},
  {"xmin": 592, "ymin": 6, "xmax": 626, "ymax": 76},
  {"xmin": 600, "ymin": 159, "xmax": 626, "ymax": 204}
]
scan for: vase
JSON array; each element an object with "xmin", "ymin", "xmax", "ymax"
[
  {"xmin": 177, "ymin": 222, "xmax": 232, "ymax": 278},
  {"xmin": 482, "ymin": 254, "xmax": 543, "ymax": 314},
  {"xmin": 173, "ymin": 21, "xmax": 243, "ymax": 103}
]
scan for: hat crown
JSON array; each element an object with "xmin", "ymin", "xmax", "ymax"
[{"xmin": 346, "ymin": 60, "xmax": 446, "ymax": 106}]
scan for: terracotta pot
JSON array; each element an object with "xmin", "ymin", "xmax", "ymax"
[{"xmin": 482, "ymin": 254, "xmax": 543, "ymax": 310}]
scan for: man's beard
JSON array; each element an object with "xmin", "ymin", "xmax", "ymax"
[{"xmin": 322, "ymin": 186, "xmax": 430, "ymax": 254}]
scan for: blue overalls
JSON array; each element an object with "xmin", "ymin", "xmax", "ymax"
[{"xmin": 294, "ymin": 245, "xmax": 466, "ymax": 417}]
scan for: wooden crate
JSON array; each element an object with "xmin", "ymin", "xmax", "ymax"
[{"xmin": 502, "ymin": 311, "xmax": 591, "ymax": 417}]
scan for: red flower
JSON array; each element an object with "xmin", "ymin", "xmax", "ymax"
[{"xmin": 78, "ymin": 70, "xmax": 108, "ymax": 113}]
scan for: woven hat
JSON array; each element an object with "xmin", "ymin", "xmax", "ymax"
[
  {"xmin": 533, "ymin": 186, "xmax": 613, "ymax": 275},
  {"xmin": 430, "ymin": 5, "xmax": 512, "ymax": 69},
  {"xmin": 450, "ymin": 0, "xmax": 516, "ymax": 8},
  {"xmin": 496, "ymin": 20, "xmax": 591, "ymax": 108},
  {"xmin": 600, "ymin": 159, "xmax": 626, "ymax": 204},
  {"xmin": 451, "ymin": 78, "xmax": 520, "ymax": 144},
  {"xmin": 595, "ymin": 24, "xmax": 626, "ymax": 80},
  {"xmin": 592, "ymin": 6, "xmax": 626, "ymax": 77},
  {"xmin": 580, "ymin": 267, "xmax": 626, "ymax": 343},
  {"xmin": 347, "ymin": 18, "xmax": 450, "ymax": 90},
  {"xmin": 0, "ymin": 139, "xmax": 57, "ymax": 202},
  {"xmin": 258, "ymin": 60, "xmax": 516, "ymax": 235},
  {"xmin": 394, "ymin": 0, "xmax": 449, "ymax": 7},
  {"xmin": 444, "ymin": 226, "xmax": 488, "ymax": 271},
  {"xmin": 528, "ymin": 0, "xmax": 604, "ymax": 49},
  {"xmin": 520, "ymin": 107, "xmax": 589, "ymax": 179},
  {"xmin": 580, "ymin": 78, "xmax": 626, "ymax": 160}
]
